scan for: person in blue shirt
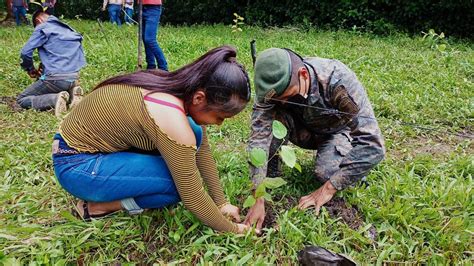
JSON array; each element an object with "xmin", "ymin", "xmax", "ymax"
[{"xmin": 17, "ymin": 10, "xmax": 86, "ymax": 117}]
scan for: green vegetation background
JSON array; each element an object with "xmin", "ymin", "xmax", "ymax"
[
  {"xmin": 0, "ymin": 21, "xmax": 473, "ymax": 264},
  {"xmin": 1, "ymin": 0, "xmax": 473, "ymax": 38}
]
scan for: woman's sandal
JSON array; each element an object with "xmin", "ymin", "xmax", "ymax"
[{"xmin": 76, "ymin": 200, "xmax": 119, "ymax": 221}]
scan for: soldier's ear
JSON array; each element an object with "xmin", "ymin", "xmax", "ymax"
[{"xmin": 298, "ymin": 67, "xmax": 309, "ymax": 80}]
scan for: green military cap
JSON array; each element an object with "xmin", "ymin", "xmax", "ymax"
[{"xmin": 254, "ymin": 48, "xmax": 292, "ymax": 103}]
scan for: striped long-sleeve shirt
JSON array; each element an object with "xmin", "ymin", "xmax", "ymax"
[{"xmin": 60, "ymin": 84, "xmax": 237, "ymax": 232}]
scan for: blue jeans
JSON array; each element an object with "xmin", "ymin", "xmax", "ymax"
[
  {"xmin": 16, "ymin": 79, "xmax": 76, "ymax": 110},
  {"xmin": 124, "ymin": 7, "xmax": 134, "ymax": 24},
  {"xmin": 107, "ymin": 4, "xmax": 122, "ymax": 26},
  {"xmin": 13, "ymin": 6, "xmax": 27, "ymax": 26},
  {"xmin": 142, "ymin": 5, "xmax": 168, "ymax": 70},
  {"xmin": 53, "ymin": 117, "xmax": 202, "ymax": 214}
]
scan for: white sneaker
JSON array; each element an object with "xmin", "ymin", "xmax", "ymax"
[
  {"xmin": 68, "ymin": 86, "xmax": 83, "ymax": 110},
  {"xmin": 55, "ymin": 91, "xmax": 69, "ymax": 117}
]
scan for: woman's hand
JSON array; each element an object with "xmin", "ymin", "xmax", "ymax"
[
  {"xmin": 235, "ymin": 223, "xmax": 251, "ymax": 234},
  {"xmin": 220, "ymin": 203, "xmax": 241, "ymax": 222}
]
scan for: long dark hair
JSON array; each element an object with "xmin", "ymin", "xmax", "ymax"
[{"xmin": 95, "ymin": 45, "xmax": 251, "ymax": 114}]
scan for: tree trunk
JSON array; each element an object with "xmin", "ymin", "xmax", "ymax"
[{"xmin": 3, "ymin": 0, "xmax": 14, "ymax": 21}]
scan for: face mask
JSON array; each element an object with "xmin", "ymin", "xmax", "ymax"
[
  {"xmin": 287, "ymin": 76, "xmax": 308, "ymax": 105},
  {"xmin": 287, "ymin": 94, "xmax": 308, "ymax": 105}
]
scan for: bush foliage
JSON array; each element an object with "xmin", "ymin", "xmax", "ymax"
[
  {"xmin": 0, "ymin": 0, "xmax": 472, "ymax": 37},
  {"xmin": 55, "ymin": 0, "xmax": 474, "ymax": 38}
]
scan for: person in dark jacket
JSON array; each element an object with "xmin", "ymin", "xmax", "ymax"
[{"xmin": 245, "ymin": 48, "xmax": 385, "ymax": 230}]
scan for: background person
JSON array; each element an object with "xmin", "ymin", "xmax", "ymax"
[
  {"xmin": 102, "ymin": 0, "xmax": 123, "ymax": 26},
  {"xmin": 42, "ymin": 0, "xmax": 56, "ymax": 15},
  {"xmin": 11, "ymin": 0, "xmax": 29, "ymax": 26},
  {"xmin": 52, "ymin": 46, "xmax": 252, "ymax": 234},
  {"xmin": 124, "ymin": 0, "xmax": 134, "ymax": 25},
  {"xmin": 142, "ymin": 0, "xmax": 167, "ymax": 70},
  {"xmin": 17, "ymin": 10, "xmax": 86, "ymax": 117}
]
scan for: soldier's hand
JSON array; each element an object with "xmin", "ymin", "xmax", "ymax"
[
  {"xmin": 244, "ymin": 197, "xmax": 265, "ymax": 234},
  {"xmin": 298, "ymin": 180, "xmax": 337, "ymax": 215}
]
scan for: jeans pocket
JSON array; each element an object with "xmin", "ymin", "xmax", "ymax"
[{"xmin": 69, "ymin": 154, "xmax": 104, "ymax": 176}]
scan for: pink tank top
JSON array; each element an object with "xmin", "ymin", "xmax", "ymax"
[{"xmin": 144, "ymin": 95, "xmax": 185, "ymax": 114}]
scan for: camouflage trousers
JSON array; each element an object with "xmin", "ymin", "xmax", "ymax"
[{"xmin": 267, "ymin": 111, "xmax": 353, "ymax": 183}]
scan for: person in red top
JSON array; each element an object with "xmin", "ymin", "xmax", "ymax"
[{"xmin": 142, "ymin": 0, "xmax": 168, "ymax": 70}]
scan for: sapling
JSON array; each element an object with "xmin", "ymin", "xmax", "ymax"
[
  {"xmin": 231, "ymin": 13, "xmax": 244, "ymax": 33},
  {"xmin": 244, "ymin": 121, "xmax": 302, "ymax": 208}
]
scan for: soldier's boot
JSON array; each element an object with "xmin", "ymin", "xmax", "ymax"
[{"xmin": 68, "ymin": 85, "xmax": 84, "ymax": 110}]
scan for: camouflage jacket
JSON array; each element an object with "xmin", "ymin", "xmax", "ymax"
[{"xmin": 248, "ymin": 57, "xmax": 385, "ymax": 190}]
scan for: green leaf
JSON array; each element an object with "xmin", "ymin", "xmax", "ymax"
[
  {"xmin": 59, "ymin": 211, "xmax": 78, "ymax": 222},
  {"xmin": 255, "ymin": 183, "xmax": 266, "ymax": 198},
  {"xmin": 262, "ymin": 177, "xmax": 287, "ymax": 189},
  {"xmin": 243, "ymin": 195, "xmax": 256, "ymax": 208},
  {"xmin": 294, "ymin": 162, "xmax": 302, "ymax": 172},
  {"xmin": 272, "ymin": 120, "xmax": 287, "ymax": 139},
  {"xmin": 263, "ymin": 192, "xmax": 272, "ymax": 202},
  {"xmin": 438, "ymin": 44, "xmax": 446, "ymax": 52},
  {"xmin": 280, "ymin": 145, "xmax": 296, "ymax": 168},
  {"xmin": 237, "ymin": 253, "xmax": 253, "ymax": 266},
  {"xmin": 249, "ymin": 148, "xmax": 267, "ymax": 167},
  {"xmin": 173, "ymin": 231, "xmax": 181, "ymax": 242}
]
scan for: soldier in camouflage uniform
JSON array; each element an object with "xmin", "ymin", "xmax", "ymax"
[{"xmin": 244, "ymin": 48, "xmax": 385, "ymax": 230}]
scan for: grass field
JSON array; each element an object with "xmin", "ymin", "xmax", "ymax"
[{"xmin": 0, "ymin": 20, "xmax": 473, "ymax": 265}]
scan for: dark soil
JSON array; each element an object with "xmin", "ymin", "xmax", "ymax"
[
  {"xmin": 274, "ymin": 194, "xmax": 298, "ymax": 208},
  {"xmin": 0, "ymin": 96, "xmax": 22, "ymax": 112},
  {"xmin": 0, "ymin": 20, "xmax": 15, "ymax": 27},
  {"xmin": 239, "ymin": 194, "xmax": 376, "ymax": 239},
  {"xmin": 262, "ymin": 206, "xmax": 277, "ymax": 228},
  {"xmin": 325, "ymin": 197, "xmax": 362, "ymax": 230},
  {"xmin": 325, "ymin": 197, "xmax": 377, "ymax": 240}
]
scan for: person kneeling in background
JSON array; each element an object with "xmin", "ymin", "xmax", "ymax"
[{"xmin": 17, "ymin": 10, "xmax": 86, "ymax": 117}]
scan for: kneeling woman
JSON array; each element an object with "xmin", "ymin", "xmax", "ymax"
[{"xmin": 52, "ymin": 46, "xmax": 251, "ymax": 233}]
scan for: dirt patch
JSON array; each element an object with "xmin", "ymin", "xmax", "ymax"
[
  {"xmin": 325, "ymin": 197, "xmax": 362, "ymax": 230},
  {"xmin": 0, "ymin": 96, "xmax": 23, "ymax": 112},
  {"xmin": 325, "ymin": 197, "xmax": 376, "ymax": 240},
  {"xmin": 0, "ymin": 20, "xmax": 16, "ymax": 27},
  {"xmin": 262, "ymin": 195, "xmax": 298, "ymax": 229},
  {"xmin": 262, "ymin": 206, "xmax": 277, "ymax": 228},
  {"xmin": 238, "ymin": 194, "xmax": 376, "ymax": 239},
  {"xmin": 389, "ymin": 133, "xmax": 473, "ymax": 160}
]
